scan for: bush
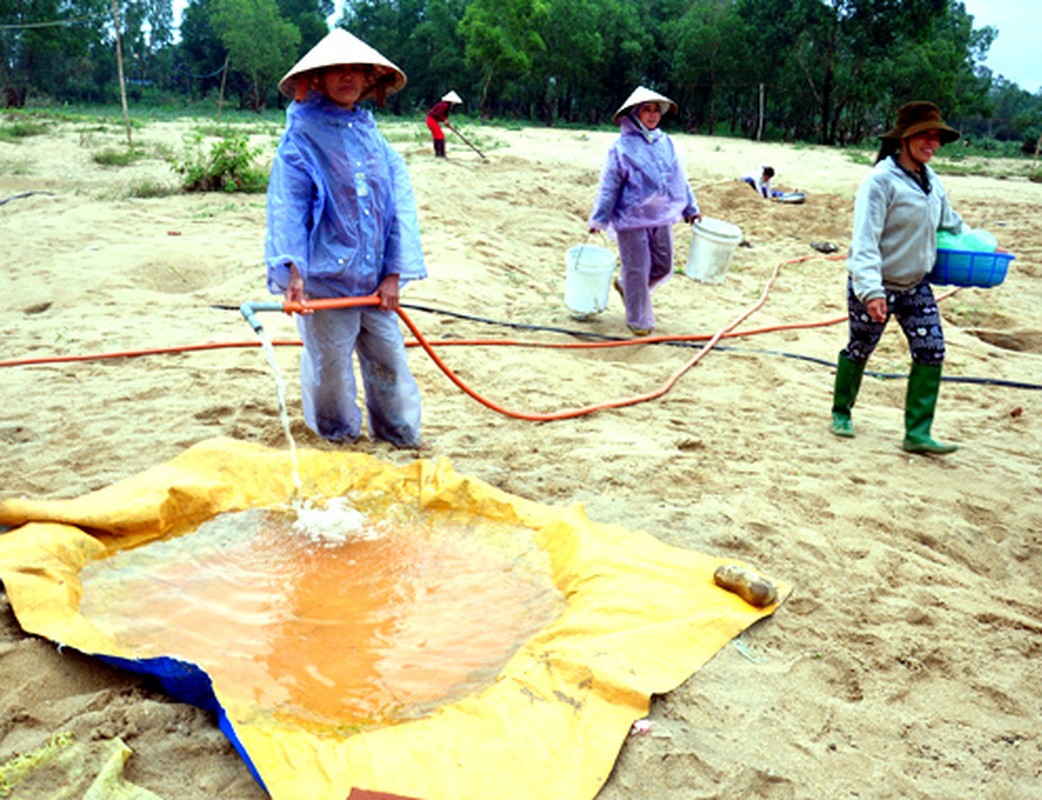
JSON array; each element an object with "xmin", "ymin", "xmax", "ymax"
[
  {"xmin": 175, "ymin": 132, "xmax": 267, "ymax": 193},
  {"xmin": 126, "ymin": 180, "xmax": 179, "ymax": 198},
  {"xmin": 93, "ymin": 147, "xmax": 146, "ymax": 166}
]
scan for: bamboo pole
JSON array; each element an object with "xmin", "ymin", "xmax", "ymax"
[
  {"xmin": 757, "ymin": 83, "xmax": 764, "ymax": 142},
  {"xmin": 217, "ymin": 55, "xmax": 230, "ymax": 124},
  {"xmin": 110, "ymin": 0, "xmax": 132, "ymax": 148}
]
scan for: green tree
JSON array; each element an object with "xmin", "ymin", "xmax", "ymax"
[
  {"xmin": 530, "ymin": 0, "xmax": 604, "ymax": 124},
  {"xmin": 729, "ymin": 0, "xmax": 810, "ymax": 139},
  {"xmin": 177, "ymin": 0, "xmax": 227, "ymax": 98},
  {"xmin": 887, "ymin": 2, "xmax": 992, "ymax": 117},
  {"xmin": 670, "ymin": 0, "xmax": 749, "ymax": 134},
  {"xmin": 104, "ymin": 0, "xmax": 174, "ymax": 95},
  {"xmin": 406, "ymin": 0, "xmax": 473, "ymax": 110},
  {"xmin": 589, "ymin": 0, "xmax": 655, "ymax": 123},
  {"xmin": 278, "ymin": 0, "xmax": 331, "ymax": 58},
  {"xmin": 340, "ymin": 0, "xmax": 440, "ymax": 113},
  {"xmin": 1, "ymin": 0, "xmax": 112, "ymax": 104},
  {"xmin": 459, "ymin": 0, "xmax": 549, "ymax": 114},
  {"xmin": 963, "ymin": 77, "xmax": 1041, "ymax": 145},
  {"xmin": 209, "ymin": 0, "xmax": 300, "ymax": 110},
  {"xmin": 725, "ymin": 0, "xmax": 989, "ymax": 144},
  {"xmin": 2, "ymin": 0, "xmax": 1016, "ymax": 139}
]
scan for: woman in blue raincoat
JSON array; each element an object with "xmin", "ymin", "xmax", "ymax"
[
  {"xmin": 588, "ymin": 86, "xmax": 700, "ymax": 336},
  {"xmin": 265, "ymin": 29, "xmax": 427, "ymax": 448}
]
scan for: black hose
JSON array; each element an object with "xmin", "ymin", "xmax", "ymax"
[
  {"xmin": 0, "ymin": 190, "xmax": 56, "ymax": 207},
  {"xmin": 399, "ymin": 304, "xmax": 1042, "ymax": 390},
  {"xmin": 212, "ymin": 302, "xmax": 1042, "ymax": 391}
]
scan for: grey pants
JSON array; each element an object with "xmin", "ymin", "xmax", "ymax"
[
  {"xmin": 296, "ymin": 305, "xmax": 422, "ymax": 447},
  {"xmin": 616, "ymin": 225, "xmax": 674, "ymax": 331}
]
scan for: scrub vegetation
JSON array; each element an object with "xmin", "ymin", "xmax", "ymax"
[
  {"xmin": 176, "ymin": 131, "xmax": 268, "ymax": 193},
  {"xmin": 845, "ymin": 140, "xmax": 1042, "ymax": 181},
  {"xmin": 91, "ymin": 146, "xmax": 147, "ymax": 166},
  {"xmin": 0, "ymin": 119, "xmax": 49, "ymax": 141}
]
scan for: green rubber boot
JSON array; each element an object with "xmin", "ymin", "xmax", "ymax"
[
  {"xmin": 903, "ymin": 362, "xmax": 958, "ymax": 455},
  {"xmin": 830, "ymin": 353, "xmax": 865, "ymax": 438}
]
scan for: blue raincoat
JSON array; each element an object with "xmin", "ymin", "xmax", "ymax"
[
  {"xmin": 266, "ymin": 95, "xmax": 426, "ymax": 297},
  {"xmin": 264, "ymin": 95, "xmax": 427, "ymax": 447}
]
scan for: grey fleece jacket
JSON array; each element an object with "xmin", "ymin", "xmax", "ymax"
[{"xmin": 847, "ymin": 156, "xmax": 964, "ymax": 303}]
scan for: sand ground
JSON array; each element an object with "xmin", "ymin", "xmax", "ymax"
[{"xmin": 2, "ymin": 113, "xmax": 1041, "ymax": 798}]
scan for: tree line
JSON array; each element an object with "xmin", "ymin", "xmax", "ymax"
[{"xmin": 2, "ymin": 0, "xmax": 1040, "ymax": 148}]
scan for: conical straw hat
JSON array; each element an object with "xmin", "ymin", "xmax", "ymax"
[
  {"xmin": 442, "ymin": 90, "xmax": 463, "ymax": 104},
  {"xmin": 278, "ymin": 28, "xmax": 406, "ymax": 100},
  {"xmin": 612, "ymin": 86, "xmax": 677, "ymax": 124}
]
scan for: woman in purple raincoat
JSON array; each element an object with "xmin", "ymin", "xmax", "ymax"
[{"xmin": 588, "ymin": 86, "xmax": 700, "ymax": 336}]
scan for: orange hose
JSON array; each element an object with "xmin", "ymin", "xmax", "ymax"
[
  {"xmin": 400, "ymin": 259, "xmax": 789, "ymax": 420},
  {"xmin": 0, "ymin": 340, "xmax": 302, "ymax": 368},
  {"xmin": 254, "ymin": 260, "xmax": 793, "ymax": 420},
  {"xmin": 0, "ymin": 320, "xmax": 838, "ymax": 368},
  {"xmin": 0, "ymin": 256, "xmax": 962, "ymax": 421}
]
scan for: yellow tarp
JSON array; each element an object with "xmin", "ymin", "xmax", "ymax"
[
  {"xmin": 0, "ymin": 437, "xmax": 789, "ymax": 800},
  {"xmin": 0, "ymin": 733, "xmax": 162, "ymax": 800}
]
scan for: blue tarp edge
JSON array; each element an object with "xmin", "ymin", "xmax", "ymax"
[{"xmin": 94, "ymin": 652, "xmax": 268, "ymax": 793}]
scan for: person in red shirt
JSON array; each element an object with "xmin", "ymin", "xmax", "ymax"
[{"xmin": 426, "ymin": 90, "xmax": 462, "ymax": 157}]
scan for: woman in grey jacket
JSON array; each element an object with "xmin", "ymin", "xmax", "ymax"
[{"xmin": 831, "ymin": 101, "xmax": 964, "ymax": 454}]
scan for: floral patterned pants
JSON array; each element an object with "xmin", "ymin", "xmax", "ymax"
[{"xmin": 841, "ymin": 278, "xmax": 946, "ymax": 366}]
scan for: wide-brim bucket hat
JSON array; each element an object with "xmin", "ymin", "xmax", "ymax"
[
  {"xmin": 278, "ymin": 28, "xmax": 406, "ymax": 102},
  {"xmin": 880, "ymin": 101, "xmax": 960, "ymax": 144},
  {"xmin": 442, "ymin": 90, "xmax": 463, "ymax": 104},
  {"xmin": 612, "ymin": 86, "xmax": 677, "ymax": 124}
]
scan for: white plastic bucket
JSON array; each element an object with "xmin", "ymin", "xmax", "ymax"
[
  {"xmin": 685, "ymin": 217, "xmax": 742, "ymax": 284},
  {"xmin": 564, "ymin": 244, "xmax": 616, "ymax": 317}
]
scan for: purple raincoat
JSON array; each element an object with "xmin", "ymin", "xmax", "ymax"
[
  {"xmin": 588, "ymin": 117, "xmax": 698, "ymax": 233},
  {"xmin": 588, "ymin": 115, "xmax": 698, "ymax": 333}
]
